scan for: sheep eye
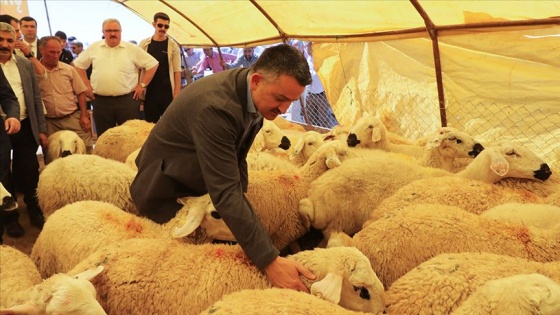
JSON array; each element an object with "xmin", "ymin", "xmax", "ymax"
[
  {"xmin": 506, "ymin": 150, "xmax": 519, "ymax": 157},
  {"xmin": 307, "ymin": 142, "xmax": 314, "ymax": 146},
  {"xmin": 210, "ymin": 211, "xmax": 221, "ymax": 219},
  {"xmin": 367, "ymin": 125, "xmax": 374, "ymax": 129}
]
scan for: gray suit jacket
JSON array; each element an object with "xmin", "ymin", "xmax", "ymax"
[
  {"xmin": 15, "ymin": 55, "xmax": 46, "ymax": 145},
  {"xmin": 131, "ymin": 68, "xmax": 279, "ymax": 270}
]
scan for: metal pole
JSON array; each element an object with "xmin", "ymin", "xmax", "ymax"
[{"xmin": 43, "ymin": 0, "xmax": 52, "ymax": 35}]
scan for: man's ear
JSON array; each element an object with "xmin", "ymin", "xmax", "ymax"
[{"xmin": 249, "ymin": 72, "xmax": 265, "ymax": 89}]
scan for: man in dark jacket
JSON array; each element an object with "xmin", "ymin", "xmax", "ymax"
[{"xmin": 131, "ymin": 44, "xmax": 315, "ymax": 291}]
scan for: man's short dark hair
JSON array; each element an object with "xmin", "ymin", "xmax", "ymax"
[
  {"xmin": 54, "ymin": 31, "xmax": 67, "ymax": 40},
  {"xmin": 154, "ymin": 12, "xmax": 170, "ymax": 22},
  {"xmin": 0, "ymin": 14, "xmax": 18, "ymax": 25},
  {"xmin": 20, "ymin": 16, "xmax": 37, "ymax": 26},
  {"xmin": 252, "ymin": 44, "xmax": 311, "ymax": 87},
  {"xmin": 39, "ymin": 36, "xmax": 61, "ymax": 48}
]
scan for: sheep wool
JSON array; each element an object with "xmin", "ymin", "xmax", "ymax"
[
  {"xmin": 201, "ymin": 288, "xmax": 374, "ymax": 315},
  {"xmin": 37, "ymin": 154, "xmax": 138, "ymax": 217},
  {"xmin": 385, "ymin": 252, "xmax": 560, "ymax": 315},
  {"xmin": 69, "ymin": 238, "xmax": 385, "ymax": 315},
  {"xmin": 124, "ymin": 147, "xmax": 141, "ymax": 171},
  {"xmin": 94, "ymin": 119, "xmax": 154, "ymax": 162},
  {"xmin": 453, "ymin": 273, "xmax": 560, "ymax": 315},
  {"xmin": 31, "ymin": 197, "xmax": 230, "ymax": 278},
  {"xmin": 481, "ymin": 202, "xmax": 560, "ymax": 229},
  {"xmin": 246, "ymin": 139, "xmax": 351, "ymax": 250},
  {"xmin": 354, "ymin": 204, "xmax": 560, "ymax": 288},
  {"xmin": 0, "ymin": 245, "xmax": 106, "ymax": 314},
  {"xmin": 548, "ymin": 191, "xmax": 560, "ymax": 206},
  {"xmin": 300, "ymin": 154, "xmax": 449, "ymax": 239},
  {"xmin": 45, "ymin": 130, "xmax": 86, "ymax": 164},
  {"xmin": 371, "ymin": 176, "xmax": 544, "ymax": 222}
]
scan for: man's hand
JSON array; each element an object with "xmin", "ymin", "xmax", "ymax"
[
  {"xmin": 4, "ymin": 118, "xmax": 20, "ymax": 134},
  {"xmin": 264, "ymin": 256, "xmax": 316, "ymax": 292}
]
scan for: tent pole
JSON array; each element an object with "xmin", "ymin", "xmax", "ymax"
[
  {"xmin": 43, "ymin": 0, "xmax": 52, "ymax": 35},
  {"xmin": 410, "ymin": 0, "xmax": 447, "ymax": 127}
]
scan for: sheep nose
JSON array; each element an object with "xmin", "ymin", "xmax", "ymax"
[
  {"xmin": 534, "ymin": 163, "xmax": 552, "ymax": 181},
  {"xmin": 279, "ymin": 136, "xmax": 291, "ymax": 150},
  {"xmin": 469, "ymin": 143, "xmax": 485, "ymax": 157},
  {"xmin": 61, "ymin": 150, "xmax": 72, "ymax": 157},
  {"xmin": 347, "ymin": 134, "xmax": 360, "ymax": 147}
]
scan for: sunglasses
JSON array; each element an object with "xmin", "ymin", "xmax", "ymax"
[{"xmin": 157, "ymin": 23, "xmax": 170, "ymax": 29}]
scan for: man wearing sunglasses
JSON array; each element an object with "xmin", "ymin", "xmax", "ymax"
[{"xmin": 138, "ymin": 12, "xmax": 182, "ymax": 123}]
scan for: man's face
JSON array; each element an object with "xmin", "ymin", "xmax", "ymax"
[
  {"xmin": 20, "ymin": 20, "xmax": 37, "ymax": 42},
  {"xmin": 9, "ymin": 21, "xmax": 21, "ymax": 40},
  {"xmin": 153, "ymin": 18, "xmax": 169, "ymax": 37},
  {"xmin": 243, "ymin": 48, "xmax": 254, "ymax": 59},
  {"xmin": 185, "ymin": 48, "xmax": 193, "ymax": 56},
  {"xmin": 203, "ymin": 48, "xmax": 213, "ymax": 57},
  {"xmin": 72, "ymin": 44, "xmax": 83, "ymax": 55},
  {"xmin": 0, "ymin": 31, "xmax": 15, "ymax": 62},
  {"xmin": 40, "ymin": 39, "xmax": 61, "ymax": 68},
  {"xmin": 250, "ymin": 73, "xmax": 304, "ymax": 120},
  {"xmin": 102, "ymin": 22, "xmax": 121, "ymax": 47}
]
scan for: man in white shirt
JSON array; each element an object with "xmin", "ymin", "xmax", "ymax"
[
  {"xmin": 19, "ymin": 16, "xmax": 40, "ymax": 60},
  {"xmin": 74, "ymin": 18, "xmax": 158, "ymax": 137}
]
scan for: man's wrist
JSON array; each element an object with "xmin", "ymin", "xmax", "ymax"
[
  {"xmin": 139, "ymin": 82, "xmax": 148, "ymax": 88},
  {"xmin": 24, "ymin": 51, "xmax": 34, "ymax": 58}
]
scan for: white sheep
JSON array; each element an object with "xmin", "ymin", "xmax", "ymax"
[
  {"xmin": 45, "ymin": 130, "xmax": 86, "ymax": 164},
  {"xmin": 481, "ymin": 202, "xmax": 560, "ymax": 229},
  {"xmin": 299, "ymin": 154, "xmax": 449, "ymax": 240},
  {"xmin": 0, "ymin": 245, "xmax": 106, "ymax": 314},
  {"xmin": 124, "ymin": 147, "xmax": 140, "ymax": 171},
  {"xmin": 385, "ymin": 252, "xmax": 560, "ymax": 315},
  {"xmin": 287, "ymin": 130, "xmax": 326, "ymax": 167},
  {"xmin": 94, "ymin": 119, "xmax": 154, "ymax": 162},
  {"xmin": 69, "ymin": 238, "xmax": 386, "ymax": 315},
  {"xmin": 346, "ymin": 112, "xmax": 427, "ymax": 158},
  {"xmin": 453, "ymin": 273, "xmax": 560, "ymax": 315},
  {"xmin": 37, "ymin": 154, "xmax": 138, "ymax": 217},
  {"xmin": 31, "ymin": 196, "xmax": 232, "ymax": 278},
  {"xmin": 347, "ymin": 113, "xmax": 485, "ymax": 172},
  {"xmin": 246, "ymin": 151, "xmax": 299, "ymax": 171},
  {"xmin": 353, "ymin": 204, "xmax": 560, "ymax": 288},
  {"xmin": 201, "ymin": 288, "xmax": 375, "ymax": 315},
  {"xmin": 0, "ymin": 182, "xmax": 17, "ymax": 212},
  {"xmin": 371, "ymin": 142, "xmax": 551, "ymax": 221},
  {"xmin": 246, "ymin": 139, "xmax": 351, "ymax": 251},
  {"xmin": 249, "ymin": 119, "xmax": 291, "ymax": 152}
]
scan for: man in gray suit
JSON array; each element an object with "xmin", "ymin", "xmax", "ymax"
[
  {"xmin": 131, "ymin": 44, "xmax": 315, "ymax": 291},
  {"xmin": 0, "ymin": 22, "xmax": 47, "ymax": 237}
]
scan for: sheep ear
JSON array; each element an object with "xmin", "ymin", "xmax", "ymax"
[
  {"xmin": 371, "ymin": 127, "xmax": 382, "ymax": 143},
  {"xmin": 327, "ymin": 232, "xmax": 354, "ymax": 248},
  {"xmin": 76, "ymin": 138, "xmax": 87, "ymax": 154},
  {"xmin": 74, "ymin": 265, "xmax": 104, "ymax": 281},
  {"xmin": 325, "ymin": 151, "xmax": 342, "ymax": 169},
  {"xmin": 425, "ymin": 134, "xmax": 443, "ymax": 150},
  {"xmin": 0, "ymin": 304, "xmax": 41, "ymax": 314},
  {"xmin": 172, "ymin": 205, "xmax": 204, "ymax": 238},
  {"xmin": 289, "ymin": 138, "xmax": 305, "ymax": 160},
  {"xmin": 487, "ymin": 147, "xmax": 509, "ymax": 176},
  {"xmin": 311, "ymin": 272, "xmax": 343, "ymax": 305}
]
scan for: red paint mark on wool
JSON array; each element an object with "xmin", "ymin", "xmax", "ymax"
[
  {"xmin": 124, "ymin": 219, "xmax": 144, "ymax": 233},
  {"xmin": 515, "ymin": 226, "xmax": 531, "ymax": 245}
]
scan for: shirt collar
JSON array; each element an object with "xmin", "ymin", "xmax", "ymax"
[{"xmin": 246, "ymin": 73, "xmax": 261, "ymax": 119}]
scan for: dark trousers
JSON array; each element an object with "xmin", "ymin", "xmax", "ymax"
[
  {"xmin": 92, "ymin": 93, "xmax": 141, "ymax": 137},
  {"xmin": 144, "ymin": 85, "xmax": 173, "ymax": 123},
  {"xmin": 4, "ymin": 118, "xmax": 42, "ymax": 226},
  {"xmin": 0, "ymin": 118, "xmax": 13, "ymax": 241}
]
